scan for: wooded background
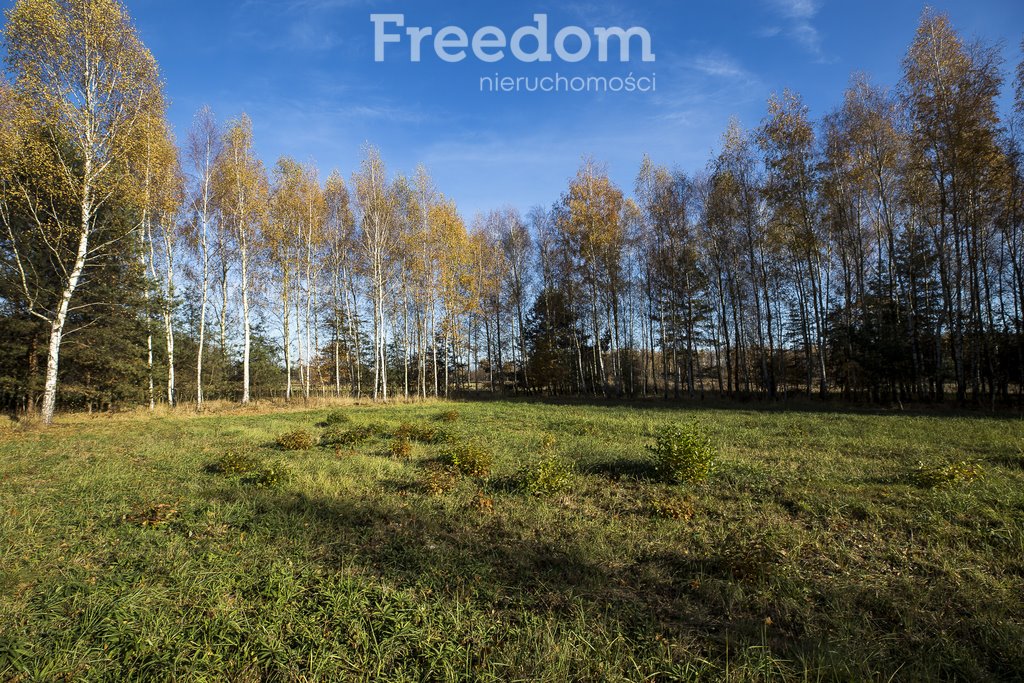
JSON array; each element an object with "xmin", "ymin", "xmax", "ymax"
[{"xmin": 2, "ymin": 1, "xmax": 1023, "ymax": 417}]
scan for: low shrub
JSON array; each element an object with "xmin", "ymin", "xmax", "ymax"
[
  {"xmin": 322, "ymin": 425, "xmax": 353, "ymax": 446},
  {"xmin": 244, "ymin": 464, "xmax": 290, "ymax": 489},
  {"xmin": 322, "ymin": 410, "xmax": 351, "ymax": 426},
  {"xmin": 442, "ymin": 441, "xmax": 493, "ymax": 478},
  {"xmin": 322, "ymin": 423, "xmax": 387, "ymax": 447},
  {"xmin": 207, "ymin": 451, "xmax": 261, "ymax": 475},
  {"xmin": 394, "ymin": 422, "xmax": 416, "ymax": 439},
  {"xmin": 276, "ymin": 429, "xmax": 317, "ymax": 451},
  {"xmin": 539, "ymin": 433, "xmax": 557, "ymax": 452},
  {"xmin": 395, "ymin": 422, "xmax": 448, "ymax": 444},
  {"xmin": 647, "ymin": 424, "xmax": 717, "ymax": 484},
  {"xmin": 432, "ymin": 428, "xmax": 458, "ymax": 445},
  {"xmin": 423, "ymin": 466, "xmax": 458, "ymax": 496},
  {"xmin": 519, "ymin": 458, "xmax": 575, "ymax": 496},
  {"xmin": 436, "ymin": 409, "xmax": 460, "ymax": 423},
  {"xmin": 389, "ymin": 438, "xmax": 413, "ymax": 459},
  {"xmin": 913, "ymin": 460, "xmax": 984, "ymax": 489}
]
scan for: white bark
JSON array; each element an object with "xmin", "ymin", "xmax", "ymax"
[
  {"xmin": 142, "ymin": 222, "xmax": 155, "ymax": 411},
  {"xmin": 161, "ymin": 224, "xmax": 176, "ymax": 406},
  {"xmin": 195, "ymin": 133, "xmax": 214, "ymax": 410},
  {"xmin": 283, "ymin": 286, "xmax": 292, "ymax": 401},
  {"xmin": 40, "ymin": 221, "xmax": 90, "ymax": 424},
  {"xmin": 197, "ymin": 215, "xmax": 208, "ymax": 409},
  {"xmin": 240, "ymin": 234, "xmax": 251, "ymax": 405}
]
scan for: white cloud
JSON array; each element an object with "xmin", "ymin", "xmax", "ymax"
[
  {"xmin": 764, "ymin": 0, "xmax": 825, "ymax": 59},
  {"xmin": 772, "ymin": 0, "xmax": 818, "ymax": 21},
  {"xmin": 688, "ymin": 53, "xmax": 750, "ymax": 80}
]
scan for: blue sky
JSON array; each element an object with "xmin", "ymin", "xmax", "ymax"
[{"xmin": 10, "ymin": 1, "xmax": 1024, "ymax": 219}]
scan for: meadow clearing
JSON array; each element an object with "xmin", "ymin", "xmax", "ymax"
[{"xmin": 0, "ymin": 400, "xmax": 1022, "ymax": 681}]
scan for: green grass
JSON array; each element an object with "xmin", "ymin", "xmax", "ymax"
[{"xmin": 1, "ymin": 401, "xmax": 1022, "ymax": 681}]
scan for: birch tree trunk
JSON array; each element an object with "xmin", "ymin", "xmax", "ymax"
[
  {"xmin": 240, "ymin": 234, "xmax": 251, "ymax": 405},
  {"xmin": 142, "ymin": 222, "xmax": 155, "ymax": 411},
  {"xmin": 197, "ymin": 213, "xmax": 209, "ymax": 409},
  {"xmin": 40, "ymin": 217, "xmax": 90, "ymax": 424},
  {"xmin": 162, "ymin": 225, "xmax": 176, "ymax": 406}
]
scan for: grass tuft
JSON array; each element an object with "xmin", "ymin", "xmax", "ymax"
[
  {"xmin": 912, "ymin": 459, "xmax": 985, "ymax": 488},
  {"xmin": 442, "ymin": 441, "xmax": 493, "ymax": 478},
  {"xmin": 321, "ymin": 409, "xmax": 352, "ymax": 427},
  {"xmin": 388, "ymin": 438, "xmax": 413, "ymax": 460},
  {"xmin": 518, "ymin": 458, "xmax": 575, "ymax": 496},
  {"xmin": 207, "ymin": 450, "xmax": 261, "ymax": 475},
  {"xmin": 275, "ymin": 429, "xmax": 317, "ymax": 451}
]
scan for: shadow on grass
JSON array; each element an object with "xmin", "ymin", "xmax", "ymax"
[
  {"xmin": 470, "ymin": 393, "xmax": 1024, "ymax": 421},
  {"xmin": 988, "ymin": 454, "xmax": 1024, "ymax": 470},
  {"xmin": 200, "ymin": 483, "xmax": 1024, "ymax": 680},
  {"xmin": 582, "ymin": 458, "xmax": 660, "ymax": 481},
  {"xmin": 484, "ymin": 475, "xmax": 522, "ymax": 494},
  {"xmin": 208, "ymin": 487, "xmax": 742, "ymax": 641}
]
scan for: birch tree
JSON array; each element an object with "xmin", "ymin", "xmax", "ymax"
[
  {"xmin": 298, "ymin": 162, "xmax": 326, "ymax": 400},
  {"xmin": 411, "ymin": 166, "xmax": 440, "ymax": 397},
  {"xmin": 903, "ymin": 9, "xmax": 1004, "ymax": 403},
  {"xmin": 323, "ymin": 170, "xmax": 356, "ymax": 396},
  {"xmin": 558, "ymin": 159, "xmax": 626, "ymax": 395},
  {"xmin": 2, "ymin": 0, "xmax": 163, "ymax": 424},
  {"xmin": 758, "ymin": 89, "xmax": 828, "ymax": 396},
  {"xmin": 431, "ymin": 198, "xmax": 472, "ymax": 396},
  {"xmin": 268, "ymin": 156, "xmax": 303, "ymax": 401},
  {"xmin": 352, "ymin": 145, "xmax": 397, "ymax": 401},
  {"xmin": 213, "ymin": 115, "xmax": 267, "ymax": 405},
  {"xmin": 499, "ymin": 208, "xmax": 532, "ymax": 391},
  {"xmin": 142, "ymin": 116, "xmax": 182, "ymax": 407},
  {"xmin": 185, "ymin": 106, "xmax": 220, "ymax": 409}
]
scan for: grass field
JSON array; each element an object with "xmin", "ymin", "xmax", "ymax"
[{"xmin": 1, "ymin": 400, "xmax": 1023, "ymax": 681}]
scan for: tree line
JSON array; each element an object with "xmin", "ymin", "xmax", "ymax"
[{"xmin": 2, "ymin": 0, "xmax": 1024, "ymax": 423}]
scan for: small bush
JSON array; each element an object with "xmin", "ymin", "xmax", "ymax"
[
  {"xmin": 913, "ymin": 460, "xmax": 984, "ymax": 489},
  {"xmin": 245, "ymin": 464, "xmax": 290, "ymax": 489},
  {"xmin": 519, "ymin": 458, "xmax": 575, "ymax": 496},
  {"xmin": 442, "ymin": 441, "xmax": 493, "ymax": 478},
  {"xmin": 428, "ymin": 430, "xmax": 456, "ymax": 446},
  {"xmin": 322, "ymin": 423, "xmax": 387, "ymax": 447},
  {"xmin": 645, "ymin": 494, "xmax": 695, "ymax": 521},
  {"xmin": 389, "ymin": 438, "xmax": 413, "ymax": 459},
  {"xmin": 436, "ymin": 409, "xmax": 460, "ymax": 423},
  {"xmin": 322, "ymin": 410, "xmax": 351, "ymax": 426},
  {"xmin": 276, "ymin": 429, "xmax": 317, "ymax": 451},
  {"xmin": 394, "ymin": 422, "xmax": 416, "ymax": 439},
  {"xmin": 539, "ymin": 433, "xmax": 557, "ymax": 452},
  {"xmin": 395, "ymin": 422, "xmax": 447, "ymax": 444},
  {"xmin": 208, "ymin": 451, "xmax": 261, "ymax": 475},
  {"xmin": 647, "ymin": 424, "xmax": 717, "ymax": 484},
  {"xmin": 322, "ymin": 425, "xmax": 353, "ymax": 446}
]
